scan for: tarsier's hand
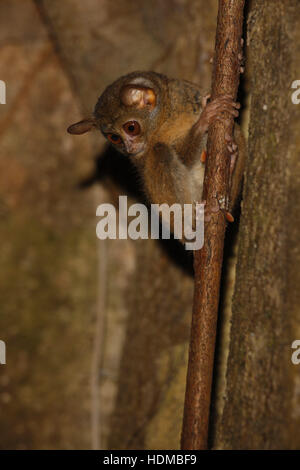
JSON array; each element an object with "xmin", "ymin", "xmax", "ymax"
[
  {"xmin": 193, "ymin": 94, "xmax": 242, "ymax": 223},
  {"xmin": 196, "ymin": 94, "xmax": 240, "ymax": 135}
]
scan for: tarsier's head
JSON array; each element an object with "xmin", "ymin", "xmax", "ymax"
[{"xmin": 67, "ymin": 72, "xmax": 169, "ymax": 158}]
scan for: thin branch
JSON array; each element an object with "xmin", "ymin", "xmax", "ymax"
[{"xmin": 181, "ymin": 0, "xmax": 245, "ymax": 450}]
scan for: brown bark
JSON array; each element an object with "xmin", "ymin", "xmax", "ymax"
[
  {"xmin": 181, "ymin": 0, "xmax": 245, "ymax": 450},
  {"xmin": 214, "ymin": 0, "xmax": 300, "ymax": 450}
]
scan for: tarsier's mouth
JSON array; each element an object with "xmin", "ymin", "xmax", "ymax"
[
  {"xmin": 129, "ymin": 149, "xmax": 145, "ymax": 158},
  {"xmin": 125, "ymin": 143, "xmax": 145, "ymax": 158}
]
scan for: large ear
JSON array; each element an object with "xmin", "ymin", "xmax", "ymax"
[
  {"xmin": 120, "ymin": 85, "xmax": 156, "ymax": 109},
  {"xmin": 67, "ymin": 118, "xmax": 96, "ymax": 135}
]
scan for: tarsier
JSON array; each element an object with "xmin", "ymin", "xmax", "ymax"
[{"xmin": 68, "ymin": 72, "xmax": 245, "ymax": 241}]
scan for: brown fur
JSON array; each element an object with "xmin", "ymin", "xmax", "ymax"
[{"xmin": 68, "ymin": 71, "xmax": 246, "ymax": 233}]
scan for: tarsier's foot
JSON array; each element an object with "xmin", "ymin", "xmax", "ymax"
[
  {"xmin": 224, "ymin": 133, "xmax": 238, "ymax": 222},
  {"xmin": 200, "ymin": 149, "xmax": 207, "ymax": 163},
  {"xmin": 225, "ymin": 133, "xmax": 238, "ymax": 176},
  {"xmin": 238, "ymin": 53, "xmax": 245, "ymax": 74},
  {"xmin": 239, "ymin": 38, "xmax": 245, "ymax": 73},
  {"xmin": 225, "ymin": 211, "xmax": 234, "ymax": 223},
  {"xmin": 196, "ymin": 95, "xmax": 240, "ymax": 135}
]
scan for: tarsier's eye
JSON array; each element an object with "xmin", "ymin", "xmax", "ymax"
[
  {"xmin": 107, "ymin": 133, "xmax": 122, "ymax": 145},
  {"xmin": 123, "ymin": 120, "xmax": 141, "ymax": 136}
]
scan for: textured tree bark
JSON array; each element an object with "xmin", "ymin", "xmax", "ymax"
[
  {"xmin": 181, "ymin": 0, "xmax": 245, "ymax": 450},
  {"xmin": 214, "ymin": 0, "xmax": 300, "ymax": 450},
  {"xmin": 35, "ymin": 0, "xmax": 218, "ymax": 450}
]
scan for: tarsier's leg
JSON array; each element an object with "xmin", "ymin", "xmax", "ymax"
[
  {"xmin": 189, "ymin": 97, "xmax": 245, "ymax": 221},
  {"xmin": 151, "ymin": 143, "xmax": 196, "ymax": 241},
  {"xmin": 201, "ymin": 124, "xmax": 246, "ymax": 220},
  {"xmin": 152, "ymin": 142, "xmax": 193, "ymax": 205}
]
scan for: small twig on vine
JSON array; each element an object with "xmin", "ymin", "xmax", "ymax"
[{"xmin": 181, "ymin": 0, "xmax": 245, "ymax": 450}]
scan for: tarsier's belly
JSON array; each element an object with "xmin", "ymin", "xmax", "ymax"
[
  {"xmin": 144, "ymin": 162, "xmax": 205, "ymax": 207},
  {"xmin": 142, "ymin": 159, "xmax": 205, "ymax": 240}
]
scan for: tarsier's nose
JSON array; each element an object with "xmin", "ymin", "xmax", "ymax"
[
  {"xmin": 125, "ymin": 141, "xmax": 134, "ymax": 154},
  {"xmin": 124, "ymin": 139, "xmax": 145, "ymax": 157}
]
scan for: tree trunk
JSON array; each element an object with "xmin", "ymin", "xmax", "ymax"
[{"xmin": 214, "ymin": 0, "xmax": 300, "ymax": 450}]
